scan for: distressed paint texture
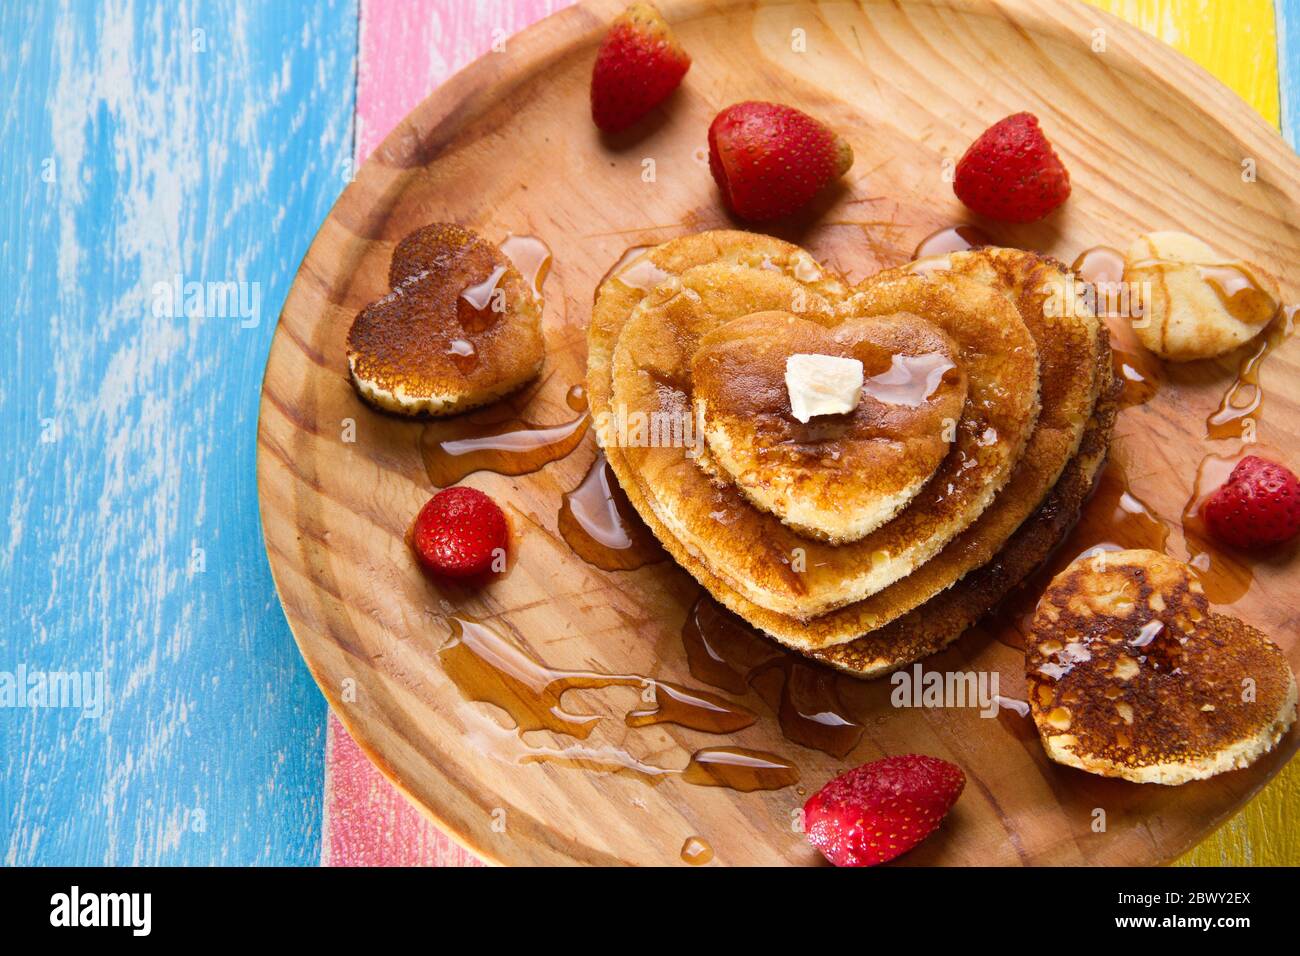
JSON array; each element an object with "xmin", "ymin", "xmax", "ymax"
[{"xmin": 0, "ymin": 0, "xmax": 357, "ymax": 864}]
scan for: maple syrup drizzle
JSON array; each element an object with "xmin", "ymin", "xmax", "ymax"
[
  {"xmin": 913, "ymin": 224, "xmax": 992, "ymax": 258},
  {"xmin": 500, "ymin": 234, "xmax": 553, "ymax": 299},
  {"xmin": 1127, "ymin": 258, "xmax": 1277, "ymax": 327},
  {"xmin": 420, "ymin": 386, "xmax": 590, "ymax": 486},
  {"xmin": 566, "ymin": 384, "xmax": 588, "ymax": 412},
  {"xmin": 441, "ymin": 617, "xmax": 793, "ymax": 793},
  {"xmin": 598, "ymin": 244, "xmax": 654, "ymax": 290},
  {"xmin": 613, "ymin": 256, "xmax": 672, "ymax": 292},
  {"xmin": 1071, "ymin": 246, "xmax": 1161, "ymax": 408},
  {"xmin": 680, "ymin": 748, "xmax": 800, "ymax": 792},
  {"xmin": 680, "ymin": 596, "xmax": 865, "ymax": 758},
  {"xmin": 1205, "ymin": 305, "xmax": 1297, "ymax": 440},
  {"xmin": 439, "ymin": 615, "xmax": 757, "ymax": 736},
  {"xmin": 460, "ymin": 264, "xmax": 508, "ymax": 311},
  {"xmin": 559, "ymin": 452, "xmax": 666, "ymax": 572},
  {"xmin": 680, "ymin": 836, "xmax": 714, "ymax": 865},
  {"xmin": 863, "ymin": 352, "xmax": 956, "ymax": 407},
  {"xmin": 498, "ymin": 733, "xmax": 794, "ymax": 792}
]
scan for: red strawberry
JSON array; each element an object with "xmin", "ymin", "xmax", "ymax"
[
  {"xmin": 953, "ymin": 112, "xmax": 1071, "ymax": 223},
  {"xmin": 1202, "ymin": 456, "xmax": 1300, "ymax": 550},
  {"xmin": 590, "ymin": 2, "xmax": 690, "ymax": 133},
  {"xmin": 707, "ymin": 101, "xmax": 853, "ymax": 221},
  {"xmin": 803, "ymin": 754, "xmax": 965, "ymax": 867},
  {"xmin": 410, "ymin": 487, "xmax": 508, "ymax": 578}
]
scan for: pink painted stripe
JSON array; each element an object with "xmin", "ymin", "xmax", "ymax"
[
  {"xmin": 356, "ymin": 0, "xmax": 573, "ymax": 160},
  {"xmin": 322, "ymin": 713, "xmax": 481, "ymax": 867},
  {"xmin": 324, "ymin": 0, "xmax": 576, "ymax": 867}
]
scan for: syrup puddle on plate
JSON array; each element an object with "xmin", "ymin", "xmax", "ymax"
[
  {"xmin": 904, "ymin": 225, "xmax": 993, "ymax": 277},
  {"xmin": 436, "ymin": 614, "xmax": 796, "ymax": 792},
  {"xmin": 680, "ymin": 596, "xmax": 865, "ymax": 758},
  {"xmin": 419, "ymin": 383, "xmax": 590, "ymax": 486},
  {"xmin": 680, "ymin": 836, "xmax": 714, "ymax": 865},
  {"xmin": 439, "ymin": 615, "xmax": 757, "ymax": 737},
  {"xmin": 598, "ymin": 244, "xmax": 655, "ymax": 291},
  {"xmin": 559, "ymin": 451, "xmax": 666, "ymax": 571},
  {"xmin": 913, "ymin": 224, "xmax": 992, "ymax": 259}
]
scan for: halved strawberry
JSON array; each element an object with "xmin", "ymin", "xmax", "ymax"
[
  {"xmin": 590, "ymin": 2, "xmax": 691, "ymax": 133},
  {"xmin": 707, "ymin": 101, "xmax": 853, "ymax": 221},
  {"xmin": 410, "ymin": 486, "xmax": 508, "ymax": 578},
  {"xmin": 804, "ymin": 754, "xmax": 965, "ymax": 867}
]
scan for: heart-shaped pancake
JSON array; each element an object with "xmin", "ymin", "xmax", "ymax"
[
  {"xmin": 691, "ymin": 311, "xmax": 966, "ymax": 543},
  {"xmin": 347, "ymin": 223, "xmax": 543, "ymax": 416},
  {"xmin": 601, "ymin": 233, "xmax": 1040, "ymax": 622},
  {"xmin": 591, "ymin": 237, "xmax": 1111, "ymax": 662},
  {"xmin": 1026, "ymin": 548, "xmax": 1297, "ymax": 784}
]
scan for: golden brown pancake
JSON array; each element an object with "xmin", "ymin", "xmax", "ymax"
[
  {"xmin": 1026, "ymin": 549, "xmax": 1297, "ymax": 784},
  {"xmin": 692, "ymin": 310, "xmax": 967, "ymax": 543},
  {"xmin": 347, "ymin": 223, "xmax": 544, "ymax": 416},
  {"xmin": 810, "ymin": 364, "xmax": 1116, "ymax": 676},
  {"xmin": 591, "ymin": 237, "xmax": 1103, "ymax": 666},
  {"xmin": 604, "ymin": 243, "xmax": 1040, "ymax": 620},
  {"xmin": 718, "ymin": 250, "xmax": 1105, "ymax": 655}
]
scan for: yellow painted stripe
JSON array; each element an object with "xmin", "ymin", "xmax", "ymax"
[
  {"xmin": 1085, "ymin": 0, "xmax": 1280, "ymax": 127},
  {"xmin": 1082, "ymin": 0, "xmax": 1296, "ymax": 867}
]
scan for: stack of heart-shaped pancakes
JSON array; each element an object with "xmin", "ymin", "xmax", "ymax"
[{"xmin": 589, "ymin": 231, "xmax": 1115, "ymax": 677}]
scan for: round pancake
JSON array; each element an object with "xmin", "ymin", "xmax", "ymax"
[
  {"xmin": 692, "ymin": 310, "xmax": 967, "ymax": 543},
  {"xmin": 608, "ymin": 260, "xmax": 1039, "ymax": 620},
  {"xmin": 347, "ymin": 223, "xmax": 544, "ymax": 416},
  {"xmin": 1026, "ymin": 549, "xmax": 1297, "ymax": 784},
  {"xmin": 589, "ymin": 242, "xmax": 1106, "ymax": 659}
]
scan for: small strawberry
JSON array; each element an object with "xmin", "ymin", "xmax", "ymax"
[
  {"xmin": 590, "ymin": 2, "xmax": 691, "ymax": 133},
  {"xmin": 953, "ymin": 112, "xmax": 1071, "ymax": 223},
  {"xmin": 1202, "ymin": 456, "xmax": 1300, "ymax": 550},
  {"xmin": 707, "ymin": 101, "xmax": 853, "ymax": 221},
  {"xmin": 410, "ymin": 487, "xmax": 508, "ymax": 578},
  {"xmin": 803, "ymin": 754, "xmax": 965, "ymax": 867}
]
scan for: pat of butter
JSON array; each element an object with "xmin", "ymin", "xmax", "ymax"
[{"xmin": 784, "ymin": 353, "xmax": 864, "ymax": 423}]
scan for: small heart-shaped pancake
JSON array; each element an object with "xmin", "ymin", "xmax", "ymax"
[
  {"xmin": 1026, "ymin": 548, "xmax": 1297, "ymax": 784},
  {"xmin": 347, "ymin": 223, "xmax": 544, "ymax": 417},
  {"xmin": 691, "ymin": 311, "xmax": 966, "ymax": 543}
]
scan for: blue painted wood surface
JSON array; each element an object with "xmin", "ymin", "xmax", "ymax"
[
  {"xmin": 0, "ymin": 0, "xmax": 357, "ymax": 865},
  {"xmin": 1281, "ymin": 0, "xmax": 1300, "ymax": 146}
]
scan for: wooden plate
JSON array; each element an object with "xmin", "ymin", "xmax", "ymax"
[{"xmin": 257, "ymin": 0, "xmax": 1300, "ymax": 865}]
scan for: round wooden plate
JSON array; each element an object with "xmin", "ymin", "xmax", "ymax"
[{"xmin": 257, "ymin": 0, "xmax": 1300, "ymax": 865}]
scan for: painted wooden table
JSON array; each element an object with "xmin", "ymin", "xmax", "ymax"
[{"xmin": 2, "ymin": 0, "xmax": 1297, "ymax": 866}]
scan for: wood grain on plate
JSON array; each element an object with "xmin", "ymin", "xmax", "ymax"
[{"xmin": 260, "ymin": 0, "xmax": 1300, "ymax": 865}]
